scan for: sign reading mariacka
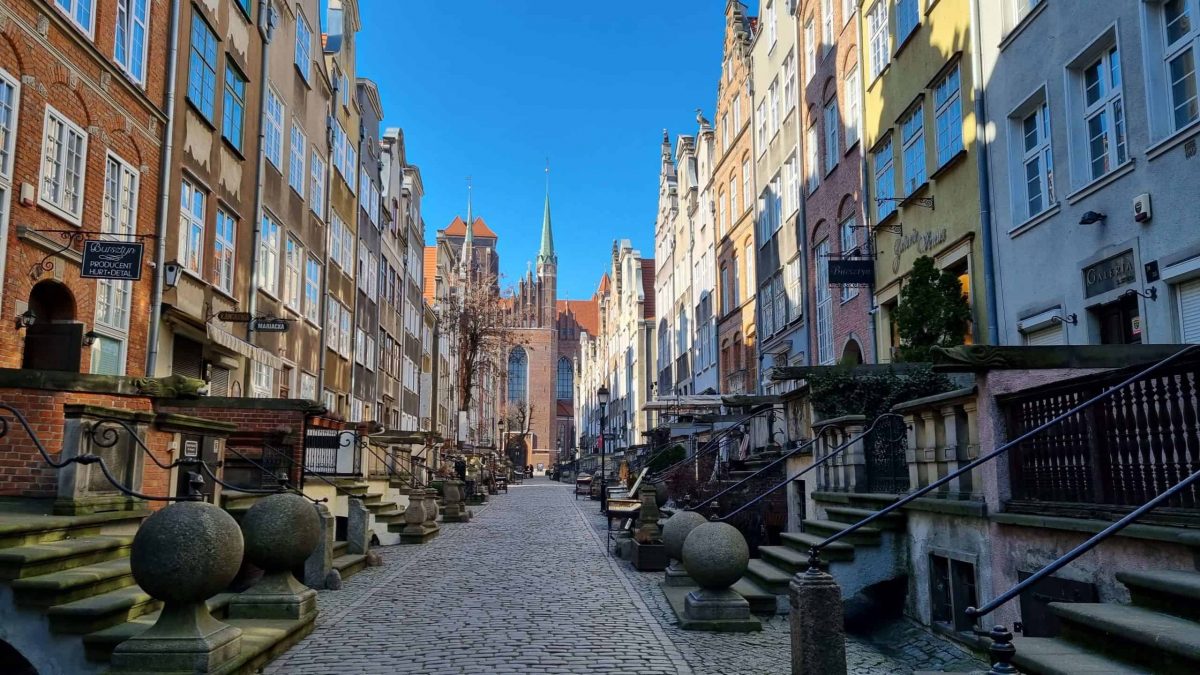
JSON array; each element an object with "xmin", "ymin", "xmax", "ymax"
[{"xmin": 81, "ymin": 240, "xmax": 143, "ymax": 280}]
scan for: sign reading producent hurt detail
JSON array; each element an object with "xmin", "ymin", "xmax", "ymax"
[{"xmin": 81, "ymin": 240, "xmax": 143, "ymax": 280}]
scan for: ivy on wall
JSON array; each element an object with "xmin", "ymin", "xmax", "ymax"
[{"xmin": 807, "ymin": 365, "xmax": 954, "ymax": 420}]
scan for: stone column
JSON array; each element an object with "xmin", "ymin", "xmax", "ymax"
[
  {"xmin": 303, "ymin": 502, "xmax": 335, "ymax": 589},
  {"xmin": 939, "ymin": 405, "xmax": 961, "ymax": 495},
  {"xmin": 789, "ymin": 567, "xmax": 847, "ymax": 675},
  {"xmin": 347, "ymin": 498, "xmax": 370, "ymax": 555},
  {"xmin": 842, "ymin": 420, "xmax": 867, "ymax": 493}
]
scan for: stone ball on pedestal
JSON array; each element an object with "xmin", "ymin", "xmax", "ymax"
[
  {"xmin": 681, "ymin": 521, "xmax": 749, "ymax": 590},
  {"xmin": 240, "ymin": 493, "xmax": 320, "ymax": 572},
  {"xmin": 662, "ymin": 510, "xmax": 708, "ymax": 562},
  {"xmin": 130, "ymin": 501, "xmax": 244, "ymax": 603}
]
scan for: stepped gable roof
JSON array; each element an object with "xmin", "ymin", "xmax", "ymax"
[
  {"xmin": 422, "ymin": 247, "xmax": 438, "ymax": 302},
  {"xmin": 444, "ymin": 216, "xmax": 497, "ymax": 239},
  {"xmin": 557, "ymin": 299, "xmax": 599, "ymax": 336}
]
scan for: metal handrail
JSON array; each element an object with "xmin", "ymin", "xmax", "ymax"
[
  {"xmin": 807, "ymin": 343, "xmax": 1200, "ymax": 569},
  {"xmin": 647, "ymin": 403, "xmax": 778, "ymax": 485},
  {"xmin": 257, "ymin": 441, "xmax": 363, "ymax": 500},
  {"xmin": 967, "ymin": 466, "xmax": 1200, "ymax": 620},
  {"xmin": 690, "ymin": 432, "xmax": 824, "ymax": 513},
  {"xmin": 713, "ymin": 413, "xmax": 907, "ymax": 521},
  {"xmin": 219, "ymin": 444, "xmax": 324, "ymax": 504}
]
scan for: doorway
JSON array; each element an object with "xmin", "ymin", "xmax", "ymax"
[
  {"xmin": 22, "ymin": 280, "xmax": 82, "ymax": 371},
  {"xmin": 1093, "ymin": 294, "xmax": 1141, "ymax": 345}
]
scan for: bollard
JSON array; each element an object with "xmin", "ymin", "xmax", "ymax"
[
  {"xmin": 985, "ymin": 625, "xmax": 1019, "ymax": 675},
  {"xmin": 788, "ymin": 566, "xmax": 847, "ymax": 675}
]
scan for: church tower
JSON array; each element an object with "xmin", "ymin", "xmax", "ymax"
[{"xmin": 536, "ymin": 171, "xmax": 557, "ymax": 328}]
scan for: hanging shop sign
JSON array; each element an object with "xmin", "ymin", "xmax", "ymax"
[
  {"xmin": 828, "ymin": 259, "xmax": 875, "ymax": 285},
  {"xmin": 251, "ymin": 318, "xmax": 290, "ymax": 332},
  {"xmin": 217, "ymin": 311, "xmax": 253, "ymax": 322},
  {"xmin": 80, "ymin": 241, "xmax": 143, "ymax": 280}
]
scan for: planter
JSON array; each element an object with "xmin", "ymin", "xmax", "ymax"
[{"xmin": 631, "ymin": 539, "xmax": 669, "ymax": 571}]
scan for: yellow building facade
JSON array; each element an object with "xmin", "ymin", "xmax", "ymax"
[{"xmin": 859, "ymin": 0, "xmax": 988, "ymax": 361}]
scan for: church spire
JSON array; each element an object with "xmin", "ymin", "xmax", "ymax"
[
  {"xmin": 460, "ymin": 177, "xmax": 474, "ymax": 279},
  {"xmin": 464, "ymin": 177, "xmax": 474, "ymax": 247},
  {"xmin": 537, "ymin": 162, "xmax": 556, "ymax": 266}
]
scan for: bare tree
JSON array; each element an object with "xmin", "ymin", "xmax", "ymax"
[{"xmin": 504, "ymin": 399, "xmax": 535, "ymax": 466}]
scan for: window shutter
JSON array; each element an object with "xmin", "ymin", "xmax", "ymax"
[
  {"xmin": 172, "ymin": 336, "xmax": 204, "ymax": 379},
  {"xmin": 209, "ymin": 366, "xmax": 230, "ymax": 396},
  {"xmin": 1179, "ymin": 279, "xmax": 1200, "ymax": 343},
  {"xmin": 93, "ymin": 336, "xmax": 122, "ymax": 375},
  {"xmin": 1024, "ymin": 324, "xmax": 1064, "ymax": 347}
]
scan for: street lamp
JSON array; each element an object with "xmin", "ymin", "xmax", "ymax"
[
  {"xmin": 597, "ymin": 384, "xmax": 609, "ymax": 512},
  {"xmin": 497, "ymin": 419, "xmax": 507, "ymax": 475},
  {"xmin": 555, "ymin": 438, "xmax": 562, "ymax": 481}
]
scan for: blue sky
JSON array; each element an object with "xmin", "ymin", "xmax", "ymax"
[{"xmin": 354, "ymin": 0, "xmax": 746, "ymax": 300}]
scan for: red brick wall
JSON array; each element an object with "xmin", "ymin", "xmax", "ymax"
[{"xmin": 0, "ymin": 1, "xmax": 169, "ymax": 374}]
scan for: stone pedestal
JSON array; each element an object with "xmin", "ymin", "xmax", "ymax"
[
  {"xmin": 347, "ymin": 498, "xmax": 370, "ymax": 555},
  {"xmin": 685, "ymin": 587, "xmax": 750, "ymax": 620},
  {"xmin": 111, "ymin": 602, "xmax": 243, "ymax": 674},
  {"xmin": 663, "ymin": 560, "xmax": 694, "ymax": 587},
  {"xmin": 303, "ymin": 502, "xmax": 335, "ymax": 589},
  {"xmin": 398, "ymin": 491, "xmax": 439, "ymax": 544},
  {"xmin": 229, "ymin": 494, "xmax": 320, "ymax": 622},
  {"xmin": 631, "ymin": 539, "xmax": 668, "ymax": 571},
  {"xmin": 634, "ymin": 485, "xmax": 662, "ymax": 543},
  {"xmin": 441, "ymin": 480, "xmax": 471, "ymax": 523},
  {"xmin": 55, "ymin": 405, "xmax": 155, "ymax": 515},
  {"xmin": 668, "ymin": 521, "xmax": 760, "ymax": 632},
  {"xmin": 789, "ymin": 567, "xmax": 847, "ymax": 675}
]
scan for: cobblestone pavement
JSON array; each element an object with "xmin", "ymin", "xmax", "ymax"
[{"xmin": 267, "ymin": 478, "xmax": 984, "ymax": 674}]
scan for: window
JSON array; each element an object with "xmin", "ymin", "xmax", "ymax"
[
  {"xmin": 1081, "ymin": 46, "xmax": 1127, "ymax": 180},
  {"xmin": 774, "ymin": 273, "xmax": 788, "ymax": 331},
  {"xmin": 1024, "ymin": 323, "xmax": 1064, "ymax": 346},
  {"xmin": 179, "ymin": 179, "xmax": 204, "ymax": 273},
  {"xmin": 310, "ymin": 152, "xmax": 326, "ymax": 215},
  {"xmin": 339, "ymin": 304, "xmax": 351, "ymax": 357},
  {"xmin": 1178, "ymin": 277, "xmax": 1200, "ymax": 343},
  {"xmin": 557, "ymin": 357, "xmax": 573, "ymax": 399},
  {"xmin": 101, "ymin": 155, "xmax": 138, "ymax": 239},
  {"xmin": 846, "ymin": 66, "xmax": 862, "ymax": 148},
  {"xmin": 264, "ymin": 88, "xmax": 283, "ymax": 168},
  {"xmin": 330, "ymin": 216, "xmax": 343, "ymax": 270},
  {"xmin": 252, "ymin": 362, "xmax": 274, "ymax": 398},
  {"xmin": 806, "ymin": 121, "xmax": 820, "ymax": 193},
  {"xmin": 289, "ymin": 122, "xmax": 306, "ymax": 196},
  {"xmin": 897, "ymin": 0, "xmax": 919, "ymax": 43},
  {"xmin": 508, "ymin": 347, "xmax": 528, "ymax": 403},
  {"xmin": 285, "ymin": 236, "xmax": 302, "ymax": 310},
  {"xmin": 815, "ymin": 239, "xmax": 833, "ymax": 364},
  {"xmin": 787, "ymin": 256, "xmax": 803, "ymax": 319},
  {"xmin": 722, "ymin": 114, "xmax": 729, "ymax": 151},
  {"xmin": 721, "ymin": 265, "xmax": 732, "ymax": 314},
  {"xmin": 94, "ymin": 155, "xmax": 137, "ymax": 374},
  {"xmin": 326, "ymin": 296, "xmax": 338, "ymax": 350},
  {"xmin": 762, "ymin": 279, "xmax": 776, "ymax": 337},
  {"xmin": 55, "ymin": 0, "xmax": 94, "ymax": 35},
  {"xmin": 1017, "ymin": 102, "xmax": 1054, "ymax": 221},
  {"xmin": 1012, "ymin": 0, "xmax": 1042, "ymax": 25},
  {"xmin": 732, "ymin": 255, "xmax": 741, "ymax": 306},
  {"xmin": 114, "ymin": 0, "xmax": 149, "ymax": 84},
  {"xmin": 40, "ymin": 107, "xmax": 87, "ymax": 222},
  {"xmin": 300, "ymin": 372, "xmax": 317, "ymax": 400},
  {"xmin": 767, "ymin": 0, "xmax": 778, "ymax": 46},
  {"xmin": 868, "ymin": 2, "xmax": 890, "ymax": 79},
  {"xmin": 805, "ymin": 19, "xmax": 816, "ymax": 81},
  {"xmin": 822, "ymin": 0, "xmax": 835, "ymax": 47},
  {"xmin": 294, "ymin": 13, "xmax": 312, "ymax": 81},
  {"xmin": 729, "ymin": 177, "xmax": 738, "ymax": 219},
  {"xmin": 355, "ymin": 328, "xmax": 366, "ymax": 365},
  {"xmin": 0, "ymin": 69, "xmax": 17, "ymax": 180},
  {"xmin": 824, "ymin": 98, "xmax": 840, "ymax": 173},
  {"xmin": 341, "ymin": 225, "xmax": 353, "ymax": 273},
  {"xmin": 934, "ymin": 65, "xmax": 963, "ymax": 166},
  {"xmin": 902, "ymin": 104, "xmax": 926, "ymax": 192},
  {"xmin": 234, "ymin": 0, "xmax": 252, "ymax": 17},
  {"xmin": 258, "ymin": 214, "xmax": 280, "ymax": 295},
  {"xmin": 930, "ymin": 554, "xmax": 979, "ymax": 632},
  {"xmin": 725, "ymin": 58, "xmax": 733, "ymax": 83},
  {"xmin": 770, "ymin": 174, "xmax": 784, "ymax": 234},
  {"xmin": 840, "ymin": 216, "xmax": 859, "ymax": 301},
  {"xmin": 783, "ymin": 51, "xmax": 797, "ymax": 111},
  {"xmin": 874, "ymin": 136, "xmax": 896, "ymax": 220},
  {"xmin": 719, "ymin": 190, "xmax": 727, "ymax": 235},
  {"xmin": 757, "ymin": 100, "xmax": 768, "ymax": 151},
  {"xmin": 300, "ymin": 254, "xmax": 319, "ymax": 322},
  {"xmin": 222, "ymin": 64, "xmax": 246, "ymax": 149},
  {"xmin": 1164, "ymin": 0, "xmax": 1199, "ymax": 132},
  {"xmin": 213, "ymin": 209, "xmax": 235, "ymax": 293},
  {"xmin": 187, "ymin": 14, "xmax": 218, "ymax": 120},
  {"xmin": 365, "ymin": 334, "xmax": 376, "ymax": 371},
  {"xmin": 769, "ymin": 78, "xmax": 781, "ymax": 134},
  {"xmin": 844, "ymin": 0, "xmax": 855, "ymax": 25},
  {"xmin": 784, "ymin": 156, "xmax": 799, "ymax": 215},
  {"xmin": 742, "ymin": 160, "xmax": 752, "ymax": 212},
  {"xmin": 732, "ymin": 94, "xmax": 741, "ymax": 130}
]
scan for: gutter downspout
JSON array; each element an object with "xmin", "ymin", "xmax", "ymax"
[
  {"xmin": 316, "ymin": 102, "xmax": 334, "ymax": 398},
  {"xmin": 245, "ymin": 1, "xmax": 276, "ymax": 382},
  {"xmin": 793, "ymin": 5, "xmax": 811, "ymax": 370},
  {"xmin": 145, "ymin": 0, "xmax": 183, "ymax": 376},
  {"xmin": 970, "ymin": 0, "xmax": 1000, "ymax": 345},
  {"xmin": 856, "ymin": 7, "xmax": 880, "ymax": 363}
]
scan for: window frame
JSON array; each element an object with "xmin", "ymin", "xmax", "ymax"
[
  {"xmin": 934, "ymin": 64, "xmax": 964, "ymax": 167},
  {"xmin": 186, "ymin": 12, "xmax": 218, "ymax": 121},
  {"xmin": 1079, "ymin": 45, "xmax": 1128, "ymax": 181},
  {"xmin": 868, "ymin": 1, "xmax": 891, "ymax": 80},
  {"xmin": 310, "ymin": 151, "xmax": 326, "ymax": 216},
  {"xmin": 284, "ymin": 235, "xmax": 303, "ymax": 311},
  {"xmin": 897, "ymin": 0, "xmax": 921, "ymax": 45},
  {"xmin": 222, "ymin": 62, "xmax": 247, "ymax": 150},
  {"xmin": 901, "ymin": 102, "xmax": 927, "ymax": 193},
  {"xmin": 874, "ymin": 135, "xmax": 897, "ymax": 220},
  {"xmin": 179, "ymin": 179, "xmax": 205, "ymax": 274},
  {"xmin": 264, "ymin": 87, "xmax": 284, "ymax": 168},
  {"xmin": 114, "ymin": 0, "xmax": 150, "ymax": 85},
  {"xmin": 258, "ymin": 213, "xmax": 281, "ymax": 296},
  {"xmin": 294, "ymin": 11, "xmax": 312, "ymax": 82},
  {"xmin": 840, "ymin": 215, "xmax": 860, "ymax": 302},
  {"xmin": 289, "ymin": 121, "xmax": 307, "ymax": 196},
  {"xmin": 39, "ymin": 105, "xmax": 89, "ymax": 224},
  {"xmin": 846, "ymin": 65, "xmax": 862, "ymax": 149},
  {"xmin": 213, "ymin": 208, "xmax": 236, "ymax": 294},
  {"xmin": 824, "ymin": 97, "xmax": 841, "ymax": 174},
  {"xmin": 55, "ymin": 0, "xmax": 95, "ymax": 37}
]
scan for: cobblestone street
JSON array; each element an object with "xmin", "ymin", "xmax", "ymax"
[{"xmin": 267, "ymin": 479, "xmax": 982, "ymax": 674}]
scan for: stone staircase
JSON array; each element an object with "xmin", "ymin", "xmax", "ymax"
[
  {"xmin": 1012, "ymin": 567, "xmax": 1200, "ymax": 674},
  {"xmin": 735, "ymin": 492, "xmax": 907, "ymax": 615}
]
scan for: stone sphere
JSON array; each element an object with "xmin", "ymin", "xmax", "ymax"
[
  {"xmin": 681, "ymin": 522, "xmax": 749, "ymax": 590},
  {"xmin": 662, "ymin": 510, "xmax": 708, "ymax": 561},
  {"xmin": 240, "ymin": 493, "xmax": 320, "ymax": 572},
  {"xmin": 130, "ymin": 501, "xmax": 243, "ymax": 603}
]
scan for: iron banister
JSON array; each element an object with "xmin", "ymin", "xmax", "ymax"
[
  {"xmin": 690, "ymin": 431, "xmax": 825, "ymax": 513},
  {"xmin": 806, "ymin": 343, "xmax": 1200, "ymax": 570}
]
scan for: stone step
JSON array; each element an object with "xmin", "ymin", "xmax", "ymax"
[
  {"xmin": 332, "ymin": 540, "xmax": 348, "ymax": 557},
  {"xmin": 745, "ymin": 558, "xmax": 792, "ymax": 595},
  {"xmin": 843, "ymin": 493, "xmax": 902, "ymax": 511},
  {"xmin": 1012, "ymin": 636, "xmax": 1151, "ymax": 675},
  {"xmin": 778, "ymin": 532, "xmax": 854, "ymax": 562},
  {"xmin": 220, "ymin": 490, "xmax": 268, "ymax": 510},
  {"xmin": 1052, "ymin": 602, "xmax": 1200, "ymax": 671},
  {"xmin": 47, "ymin": 584, "xmax": 161, "ymax": 634},
  {"xmin": 0, "ymin": 509, "xmax": 147, "ymax": 549},
  {"xmin": 732, "ymin": 577, "xmax": 777, "ymax": 615},
  {"xmin": 333, "ymin": 481, "xmax": 370, "ymax": 496},
  {"xmin": 362, "ymin": 492, "xmax": 383, "ymax": 505},
  {"xmin": 801, "ymin": 519, "xmax": 882, "ymax": 546},
  {"xmin": 0, "ymin": 535, "xmax": 135, "ymax": 580},
  {"xmin": 365, "ymin": 500, "xmax": 398, "ymax": 514},
  {"xmin": 333, "ymin": 553, "xmax": 367, "ymax": 580},
  {"xmin": 759, "ymin": 545, "xmax": 821, "ymax": 575},
  {"xmin": 11, "ymin": 557, "xmax": 135, "ymax": 608},
  {"xmin": 821, "ymin": 506, "xmax": 906, "ymax": 531},
  {"xmin": 1117, "ymin": 569, "xmax": 1200, "ymax": 622},
  {"xmin": 373, "ymin": 509, "xmax": 406, "ymax": 524},
  {"xmin": 81, "ymin": 592, "xmax": 235, "ymax": 662}
]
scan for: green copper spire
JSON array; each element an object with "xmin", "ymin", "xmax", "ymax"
[{"xmin": 537, "ymin": 165, "xmax": 556, "ymax": 266}]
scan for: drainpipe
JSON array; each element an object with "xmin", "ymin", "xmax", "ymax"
[
  {"xmin": 316, "ymin": 102, "xmax": 334, "ymax": 398},
  {"xmin": 793, "ymin": 6, "xmax": 810, "ymax": 370},
  {"xmin": 970, "ymin": 0, "xmax": 1000, "ymax": 346},
  {"xmin": 856, "ymin": 10, "xmax": 880, "ymax": 363},
  {"xmin": 245, "ymin": 1, "xmax": 276, "ymax": 378},
  {"xmin": 145, "ymin": 0, "xmax": 183, "ymax": 376}
]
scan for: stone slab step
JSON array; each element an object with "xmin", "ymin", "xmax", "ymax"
[
  {"xmin": 11, "ymin": 557, "xmax": 135, "ymax": 607},
  {"xmin": 745, "ymin": 558, "xmax": 792, "ymax": 594},
  {"xmin": 779, "ymin": 532, "xmax": 854, "ymax": 562},
  {"xmin": 759, "ymin": 545, "xmax": 821, "ymax": 575},
  {"xmin": 332, "ymin": 540, "xmax": 348, "ymax": 557},
  {"xmin": 802, "ymin": 519, "xmax": 881, "ymax": 545},
  {"xmin": 0, "ymin": 535, "xmax": 135, "ymax": 580},
  {"xmin": 0, "ymin": 509, "xmax": 147, "ymax": 549},
  {"xmin": 333, "ymin": 553, "xmax": 367, "ymax": 580},
  {"xmin": 1053, "ymin": 602, "xmax": 1200, "ymax": 670},
  {"xmin": 821, "ymin": 505, "xmax": 906, "ymax": 531},
  {"xmin": 1012, "ymin": 637, "xmax": 1151, "ymax": 675},
  {"xmin": 81, "ymin": 592, "xmax": 235, "ymax": 662},
  {"xmin": 1118, "ymin": 569, "xmax": 1200, "ymax": 621},
  {"xmin": 362, "ymin": 493, "xmax": 383, "ymax": 505},
  {"xmin": 373, "ymin": 508, "xmax": 406, "ymax": 524},
  {"xmin": 732, "ymin": 577, "xmax": 778, "ymax": 615},
  {"xmin": 365, "ymin": 501, "xmax": 398, "ymax": 515},
  {"xmin": 47, "ymin": 584, "xmax": 161, "ymax": 634},
  {"xmin": 220, "ymin": 490, "xmax": 267, "ymax": 510}
]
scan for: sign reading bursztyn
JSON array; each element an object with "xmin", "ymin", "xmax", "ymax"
[
  {"xmin": 828, "ymin": 259, "xmax": 875, "ymax": 285},
  {"xmin": 81, "ymin": 240, "xmax": 143, "ymax": 280}
]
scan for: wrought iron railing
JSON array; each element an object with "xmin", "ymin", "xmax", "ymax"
[{"xmin": 304, "ymin": 428, "xmax": 362, "ymax": 475}]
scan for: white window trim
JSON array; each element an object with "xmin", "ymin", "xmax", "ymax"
[
  {"xmin": 1074, "ymin": 41, "xmax": 1127, "ymax": 183},
  {"xmin": 874, "ymin": 135, "xmax": 897, "ymax": 220},
  {"xmin": 55, "ymin": 0, "xmax": 96, "ymax": 37},
  {"xmin": 294, "ymin": 12, "xmax": 312, "ymax": 82},
  {"xmin": 901, "ymin": 103, "xmax": 927, "ymax": 193},
  {"xmin": 179, "ymin": 179, "xmax": 205, "ymax": 274},
  {"xmin": 1063, "ymin": 27, "xmax": 1130, "ymax": 190},
  {"xmin": 284, "ymin": 235, "xmax": 303, "ymax": 311},
  {"xmin": 1006, "ymin": 87, "xmax": 1057, "ymax": 228},
  {"xmin": 213, "ymin": 208, "xmax": 236, "ymax": 294},
  {"xmin": 310, "ymin": 152, "xmax": 326, "ymax": 216},
  {"xmin": 39, "ymin": 105, "xmax": 88, "ymax": 225},
  {"xmin": 289, "ymin": 121, "xmax": 307, "ymax": 197},
  {"xmin": 868, "ymin": 1, "xmax": 891, "ymax": 81},
  {"xmin": 264, "ymin": 87, "xmax": 284, "ymax": 169},
  {"xmin": 934, "ymin": 64, "xmax": 964, "ymax": 166},
  {"xmin": 258, "ymin": 213, "xmax": 280, "ymax": 296},
  {"xmin": 114, "ymin": 0, "xmax": 150, "ymax": 85},
  {"xmin": 824, "ymin": 98, "xmax": 841, "ymax": 174}
]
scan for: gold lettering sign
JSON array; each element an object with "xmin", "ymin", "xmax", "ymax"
[{"xmin": 892, "ymin": 228, "xmax": 948, "ymax": 273}]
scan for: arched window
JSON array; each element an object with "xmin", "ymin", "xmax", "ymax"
[
  {"xmin": 556, "ymin": 357, "xmax": 573, "ymax": 400},
  {"xmin": 507, "ymin": 347, "xmax": 528, "ymax": 403}
]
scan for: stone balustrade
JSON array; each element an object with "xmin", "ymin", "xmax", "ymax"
[
  {"xmin": 892, "ymin": 386, "xmax": 980, "ymax": 500},
  {"xmin": 811, "ymin": 414, "xmax": 868, "ymax": 493}
]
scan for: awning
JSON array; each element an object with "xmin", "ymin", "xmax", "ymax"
[
  {"xmin": 207, "ymin": 324, "xmax": 283, "ymax": 370},
  {"xmin": 643, "ymin": 395, "xmax": 725, "ymax": 411}
]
